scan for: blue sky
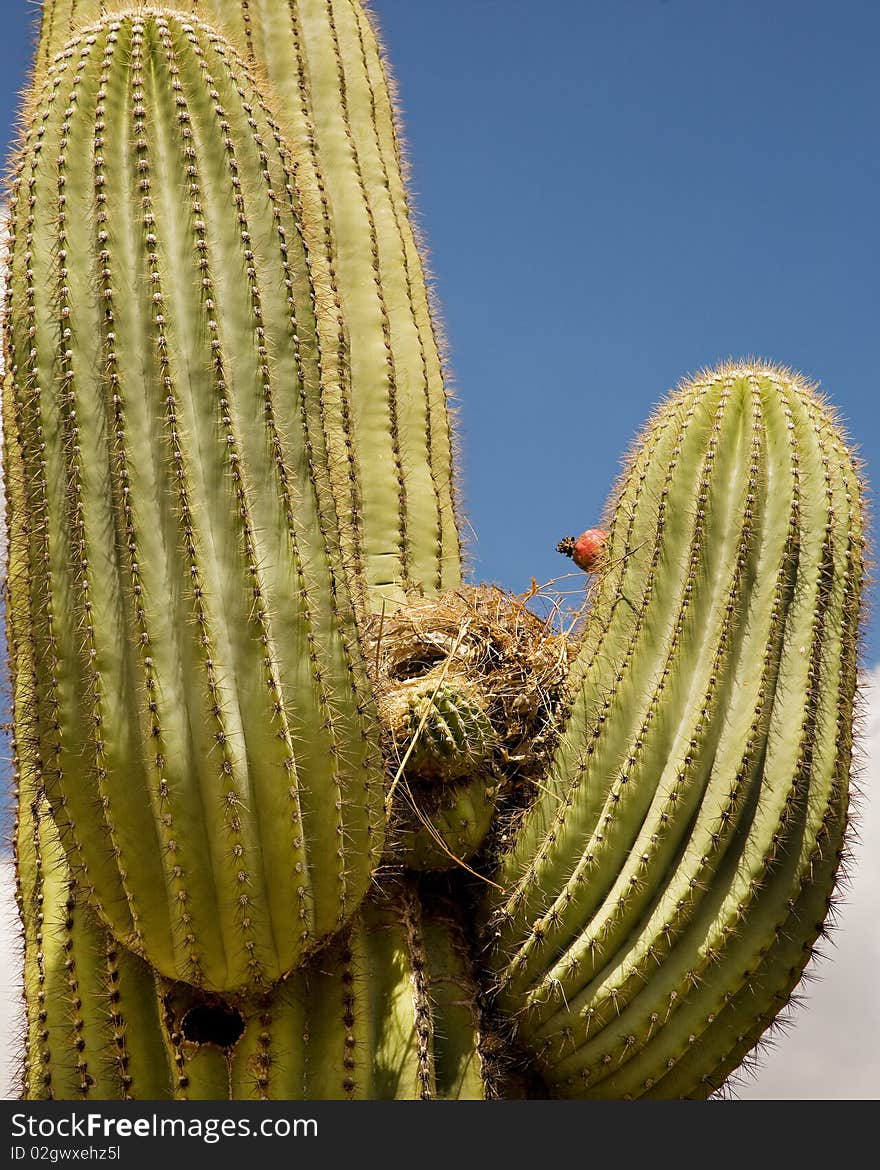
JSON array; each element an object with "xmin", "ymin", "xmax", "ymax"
[
  {"xmin": 0, "ymin": 0, "xmax": 877, "ymax": 1100},
  {"xmin": 368, "ymin": 0, "xmax": 879, "ymax": 657},
  {"xmin": 1, "ymin": 2, "xmax": 876, "ymax": 652}
]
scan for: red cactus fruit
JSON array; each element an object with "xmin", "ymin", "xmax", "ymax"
[{"xmin": 557, "ymin": 528, "xmax": 609, "ymax": 572}]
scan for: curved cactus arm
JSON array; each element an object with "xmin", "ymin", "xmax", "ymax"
[
  {"xmin": 481, "ymin": 365, "xmax": 865, "ymax": 1099},
  {"xmin": 5, "ymin": 8, "xmax": 384, "ymax": 993},
  {"xmin": 35, "ymin": 0, "xmax": 463, "ymax": 608}
]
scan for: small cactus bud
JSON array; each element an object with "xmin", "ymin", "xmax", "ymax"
[{"xmin": 557, "ymin": 528, "xmax": 609, "ymax": 572}]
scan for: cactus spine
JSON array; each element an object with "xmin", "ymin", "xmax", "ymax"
[
  {"xmin": 5, "ymin": 8, "xmax": 385, "ymax": 992},
  {"xmin": 484, "ymin": 366, "xmax": 864, "ymax": 1098},
  {"xmin": 34, "ymin": 0, "xmax": 463, "ymax": 610}
]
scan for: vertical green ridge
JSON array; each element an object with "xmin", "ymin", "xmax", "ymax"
[
  {"xmin": 140, "ymin": 886, "xmax": 487, "ymax": 1100},
  {"xmin": 14, "ymin": 792, "xmax": 172, "ymax": 1101},
  {"xmin": 490, "ymin": 381, "xmax": 729, "ymax": 966}
]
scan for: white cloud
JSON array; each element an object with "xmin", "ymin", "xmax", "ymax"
[{"xmin": 1, "ymin": 674, "xmax": 878, "ymax": 1100}]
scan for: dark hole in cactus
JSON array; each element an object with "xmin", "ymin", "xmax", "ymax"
[
  {"xmin": 181, "ymin": 1001, "xmax": 245, "ymax": 1049},
  {"xmin": 389, "ymin": 648, "xmax": 447, "ymax": 680}
]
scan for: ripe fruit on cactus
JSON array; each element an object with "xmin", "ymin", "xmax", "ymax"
[{"xmin": 557, "ymin": 528, "xmax": 609, "ymax": 572}]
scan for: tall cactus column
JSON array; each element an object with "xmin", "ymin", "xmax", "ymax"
[
  {"xmin": 4, "ymin": 8, "xmax": 386, "ymax": 993},
  {"xmin": 34, "ymin": 0, "xmax": 464, "ymax": 609},
  {"xmin": 483, "ymin": 365, "xmax": 865, "ymax": 1099}
]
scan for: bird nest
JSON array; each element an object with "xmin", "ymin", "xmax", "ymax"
[{"xmin": 366, "ymin": 584, "xmax": 574, "ymax": 788}]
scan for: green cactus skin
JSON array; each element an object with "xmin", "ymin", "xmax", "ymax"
[
  {"xmin": 18, "ymin": 810, "xmax": 173, "ymax": 1101},
  {"xmin": 13, "ymin": 801, "xmax": 487, "ymax": 1100},
  {"xmin": 482, "ymin": 364, "xmax": 864, "ymax": 1099},
  {"xmin": 395, "ymin": 774, "xmax": 498, "ymax": 872},
  {"xmin": 156, "ymin": 885, "xmax": 486, "ymax": 1100},
  {"xmin": 34, "ymin": 0, "xmax": 463, "ymax": 610},
  {"xmin": 4, "ymin": 8, "xmax": 385, "ymax": 993}
]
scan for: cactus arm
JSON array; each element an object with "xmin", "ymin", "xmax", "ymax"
[
  {"xmin": 489, "ymin": 381, "xmax": 729, "ymax": 965},
  {"xmin": 482, "ymin": 367, "xmax": 864, "ymax": 1098},
  {"xmin": 34, "ymin": 0, "xmax": 463, "ymax": 607},
  {"xmin": 238, "ymin": 0, "xmax": 463, "ymax": 605},
  {"xmin": 501, "ymin": 380, "xmax": 762, "ymax": 1000},
  {"xmin": 615, "ymin": 390, "xmax": 862, "ymax": 1101},
  {"xmin": 297, "ymin": 0, "xmax": 457, "ymax": 600},
  {"xmin": 365, "ymin": 903, "xmax": 430, "ymax": 1100},
  {"xmin": 5, "ymin": 9, "xmax": 385, "ymax": 993},
  {"xmin": 286, "ymin": 0, "xmax": 412, "ymax": 602}
]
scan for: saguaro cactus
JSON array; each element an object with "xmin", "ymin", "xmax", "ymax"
[{"xmin": 3, "ymin": 1, "xmax": 868, "ymax": 1101}]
